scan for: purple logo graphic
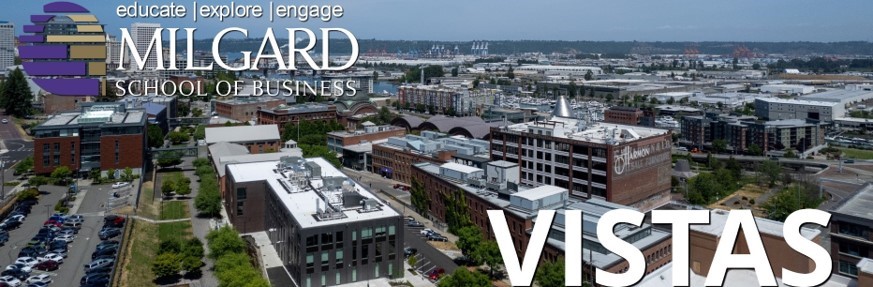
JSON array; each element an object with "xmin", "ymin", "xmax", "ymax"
[{"xmin": 20, "ymin": 1, "xmax": 106, "ymax": 97}]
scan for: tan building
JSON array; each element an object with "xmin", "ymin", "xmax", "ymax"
[
  {"xmin": 326, "ymin": 123, "xmax": 406, "ymax": 155},
  {"xmin": 204, "ymin": 125, "xmax": 282, "ymax": 154},
  {"xmin": 257, "ymin": 103, "xmax": 337, "ymax": 128},
  {"xmin": 604, "ymin": 106, "xmax": 644, "ymax": 125},
  {"xmin": 214, "ymin": 97, "xmax": 286, "ymax": 123}
]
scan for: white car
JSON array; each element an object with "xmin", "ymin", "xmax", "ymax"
[
  {"xmin": 39, "ymin": 253, "xmax": 64, "ymax": 264},
  {"xmin": 55, "ymin": 234, "xmax": 75, "ymax": 243},
  {"xmin": 112, "ymin": 182, "xmax": 130, "ymax": 189},
  {"xmin": 4, "ymin": 264, "xmax": 31, "ymax": 273},
  {"xmin": 0, "ymin": 275, "xmax": 20, "ymax": 287},
  {"xmin": 1, "ymin": 119, "xmax": 8, "ymax": 124},
  {"xmin": 14, "ymin": 257, "xmax": 38, "ymax": 268},
  {"xmin": 420, "ymin": 228, "xmax": 434, "ymax": 236},
  {"xmin": 26, "ymin": 274, "xmax": 52, "ymax": 284}
]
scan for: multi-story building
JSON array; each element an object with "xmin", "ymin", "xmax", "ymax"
[
  {"xmin": 411, "ymin": 160, "xmax": 672, "ymax": 282},
  {"xmin": 490, "ymin": 96, "xmax": 673, "ymax": 211},
  {"xmin": 321, "ymin": 73, "xmax": 374, "ymax": 95},
  {"xmin": 371, "ymin": 131, "xmax": 489, "ymax": 184},
  {"xmin": 681, "ymin": 114, "xmax": 825, "ymax": 155},
  {"xmin": 0, "ymin": 21, "xmax": 13, "ymax": 72},
  {"xmin": 105, "ymin": 35, "xmax": 123, "ymax": 71},
  {"xmin": 604, "ymin": 106, "xmax": 644, "ymax": 125},
  {"xmin": 398, "ymin": 85, "xmax": 489, "ymax": 115},
  {"xmin": 747, "ymin": 119, "xmax": 825, "ymax": 155},
  {"xmin": 755, "ymin": 98, "xmax": 845, "ymax": 122},
  {"xmin": 326, "ymin": 123, "xmax": 406, "ymax": 155},
  {"xmin": 257, "ymin": 103, "xmax": 337, "ymax": 128},
  {"xmin": 224, "ymin": 157, "xmax": 404, "ymax": 286},
  {"xmin": 128, "ymin": 23, "xmax": 160, "ymax": 70},
  {"xmin": 204, "ymin": 125, "xmax": 282, "ymax": 154},
  {"xmin": 830, "ymin": 184, "xmax": 873, "ymax": 279},
  {"xmin": 215, "ymin": 97, "xmax": 286, "ymax": 123},
  {"xmin": 32, "ymin": 103, "xmax": 146, "ymax": 175}
]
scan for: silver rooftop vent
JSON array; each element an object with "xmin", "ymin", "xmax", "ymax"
[{"xmin": 551, "ymin": 96, "xmax": 572, "ymax": 119}]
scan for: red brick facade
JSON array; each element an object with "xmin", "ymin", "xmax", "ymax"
[
  {"xmin": 34, "ymin": 137, "xmax": 80, "ymax": 174},
  {"xmin": 98, "ymin": 134, "xmax": 145, "ymax": 171},
  {"xmin": 604, "ymin": 107, "xmax": 644, "ymax": 126},
  {"xmin": 215, "ymin": 98, "xmax": 285, "ymax": 123},
  {"xmin": 371, "ymin": 145, "xmax": 454, "ymax": 184}
]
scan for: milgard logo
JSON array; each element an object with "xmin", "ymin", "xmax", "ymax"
[{"xmin": 19, "ymin": 1, "xmax": 106, "ymax": 97}]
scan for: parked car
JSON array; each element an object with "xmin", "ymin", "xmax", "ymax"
[
  {"xmin": 58, "ymin": 228, "xmax": 76, "ymax": 237},
  {"xmin": 98, "ymin": 228, "xmax": 121, "ymax": 240},
  {"xmin": 61, "ymin": 222, "xmax": 81, "ymax": 230},
  {"xmin": 427, "ymin": 267, "xmax": 446, "ymax": 280},
  {"xmin": 111, "ymin": 182, "xmax": 130, "ymax": 189},
  {"xmin": 16, "ymin": 249, "xmax": 38, "ymax": 259},
  {"xmin": 403, "ymin": 247, "xmax": 417, "ymax": 258},
  {"xmin": 38, "ymin": 254, "xmax": 63, "ymax": 264},
  {"xmin": 8, "ymin": 215, "xmax": 25, "ymax": 222},
  {"xmin": 13, "ymin": 258, "xmax": 37, "ymax": 268},
  {"xmin": 25, "ymin": 274, "xmax": 51, "ymax": 284},
  {"xmin": 3, "ymin": 264, "xmax": 30, "ymax": 274},
  {"xmin": 91, "ymin": 248, "xmax": 117, "ymax": 259},
  {"xmin": 453, "ymin": 255, "xmax": 476, "ymax": 266},
  {"xmin": 0, "ymin": 220, "xmax": 22, "ymax": 231},
  {"xmin": 427, "ymin": 234, "xmax": 449, "ymax": 242},
  {"xmin": 84, "ymin": 266, "xmax": 112, "ymax": 276},
  {"xmin": 406, "ymin": 221, "xmax": 424, "ymax": 228},
  {"xmin": 84, "ymin": 259, "xmax": 114, "ymax": 271},
  {"xmin": 0, "ymin": 232, "xmax": 9, "ymax": 245},
  {"xmin": 0, "ymin": 276, "xmax": 20, "ymax": 287},
  {"xmin": 31, "ymin": 261, "xmax": 58, "ymax": 272},
  {"xmin": 95, "ymin": 241, "xmax": 119, "ymax": 251},
  {"xmin": 419, "ymin": 228, "xmax": 434, "ymax": 236},
  {"xmin": 54, "ymin": 235, "xmax": 75, "ymax": 243},
  {"xmin": 0, "ymin": 269, "xmax": 28, "ymax": 281},
  {"xmin": 79, "ymin": 273, "xmax": 109, "ymax": 285}
]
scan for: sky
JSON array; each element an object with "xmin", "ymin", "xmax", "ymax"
[{"xmin": 3, "ymin": 0, "xmax": 872, "ymax": 42}]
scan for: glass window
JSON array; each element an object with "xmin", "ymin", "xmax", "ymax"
[{"xmin": 236, "ymin": 188, "xmax": 247, "ymax": 200}]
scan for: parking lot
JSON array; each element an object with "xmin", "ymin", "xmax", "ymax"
[
  {"xmin": 403, "ymin": 221, "xmax": 458, "ymax": 283},
  {"xmin": 0, "ymin": 181, "xmax": 131, "ymax": 286}
]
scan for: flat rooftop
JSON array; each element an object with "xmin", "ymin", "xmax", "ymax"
[
  {"xmin": 227, "ymin": 158, "xmax": 400, "ymax": 229},
  {"xmin": 691, "ymin": 209, "xmax": 820, "ymax": 240},
  {"xmin": 756, "ymin": 97, "xmax": 840, "ymax": 107},
  {"xmin": 205, "ymin": 125, "xmax": 281, "ymax": 144},
  {"xmin": 38, "ymin": 106, "xmax": 146, "ymax": 128},
  {"xmin": 802, "ymin": 89, "xmax": 873, "ymax": 102},
  {"xmin": 502, "ymin": 117, "xmax": 669, "ymax": 145},
  {"xmin": 639, "ymin": 262, "xmax": 858, "ymax": 287},
  {"xmin": 831, "ymin": 184, "xmax": 873, "ymax": 220}
]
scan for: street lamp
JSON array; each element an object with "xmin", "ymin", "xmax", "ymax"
[{"xmin": 0, "ymin": 161, "xmax": 5, "ymax": 200}]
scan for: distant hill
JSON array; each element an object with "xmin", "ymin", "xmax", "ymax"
[{"xmin": 186, "ymin": 39, "xmax": 873, "ymax": 57}]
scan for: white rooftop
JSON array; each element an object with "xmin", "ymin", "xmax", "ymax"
[
  {"xmin": 512, "ymin": 185, "xmax": 566, "ymax": 201},
  {"xmin": 756, "ymin": 97, "xmax": 840, "ymax": 107},
  {"xmin": 690, "ymin": 209, "xmax": 820, "ymax": 240},
  {"xmin": 440, "ymin": 162, "xmax": 482, "ymax": 175},
  {"xmin": 205, "ymin": 125, "xmax": 281, "ymax": 144},
  {"xmin": 226, "ymin": 158, "xmax": 400, "ymax": 229},
  {"xmin": 503, "ymin": 118, "xmax": 669, "ymax": 145}
]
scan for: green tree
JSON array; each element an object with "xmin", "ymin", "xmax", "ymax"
[
  {"xmin": 758, "ymin": 161, "xmax": 782, "ymax": 187},
  {"xmin": 193, "ymin": 125, "xmax": 206, "ymax": 140},
  {"xmin": 161, "ymin": 177, "xmax": 176, "ymax": 197},
  {"xmin": 14, "ymin": 156, "xmax": 33, "ymax": 175},
  {"xmin": 169, "ymin": 131, "xmax": 190, "ymax": 145},
  {"xmin": 536, "ymin": 257, "xmax": 566, "ymax": 287},
  {"xmin": 152, "ymin": 253, "xmax": 182, "ymax": 278},
  {"xmin": 473, "ymin": 240, "xmax": 502, "ymax": 278},
  {"xmin": 16, "ymin": 188, "xmax": 40, "ymax": 201},
  {"xmin": 192, "ymin": 108, "xmax": 204, "ymax": 117},
  {"xmin": 147, "ymin": 124, "xmax": 165, "ymax": 148},
  {"xmin": 456, "ymin": 226, "xmax": 483, "ymax": 259},
  {"xmin": 28, "ymin": 176, "xmax": 50, "ymax": 187},
  {"xmin": 106, "ymin": 168, "xmax": 116, "ymax": 180},
  {"xmin": 157, "ymin": 152, "xmax": 184, "ymax": 168},
  {"xmin": 409, "ymin": 178, "xmax": 430, "ymax": 215},
  {"xmin": 748, "ymin": 144, "xmax": 763, "ymax": 156},
  {"xmin": 451, "ymin": 67, "xmax": 459, "ymax": 77},
  {"xmin": 605, "ymin": 93, "xmax": 614, "ymax": 102},
  {"xmin": 584, "ymin": 70, "xmax": 594, "ymax": 81},
  {"xmin": 438, "ymin": 268, "xmax": 490, "ymax": 287},
  {"xmin": 123, "ymin": 167, "xmax": 134, "ymax": 181},
  {"xmin": 762, "ymin": 184, "xmax": 823, "ymax": 221},
  {"xmin": 207, "ymin": 227, "xmax": 247, "ymax": 259},
  {"xmin": 174, "ymin": 173, "xmax": 192, "ymax": 196},
  {"xmin": 50, "ymin": 166, "xmax": 72, "ymax": 182},
  {"xmin": 0, "ymin": 68, "xmax": 34, "ymax": 117},
  {"xmin": 177, "ymin": 101, "xmax": 191, "ymax": 117}
]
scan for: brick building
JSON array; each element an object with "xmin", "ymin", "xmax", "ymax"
[
  {"xmin": 681, "ymin": 114, "xmax": 825, "ymax": 155},
  {"xmin": 257, "ymin": 103, "xmax": 337, "ymax": 128},
  {"xmin": 411, "ymin": 160, "xmax": 673, "ymax": 282},
  {"xmin": 371, "ymin": 131, "xmax": 489, "ymax": 184},
  {"xmin": 214, "ymin": 97, "xmax": 286, "ymax": 123},
  {"xmin": 604, "ymin": 106, "xmax": 644, "ymax": 125},
  {"xmin": 489, "ymin": 97, "xmax": 673, "ymax": 211},
  {"xmin": 326, "ymin": 123, "xmax": 406, "ymax": 155},
  {"xmin": 32, "ymin": 103, "xmax": 146, "ymax": 175}
]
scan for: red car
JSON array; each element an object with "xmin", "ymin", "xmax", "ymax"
[
  {"xmin": 427, "ymin": 268, "xmax": 445, "ymax": 280},
  {"xmin": 34, "ymin": 260, "xmax": 59, "ymax": 271},
  {"xmin": 43, "ymin": 220, "xmax": 62, "ymax": 227}
]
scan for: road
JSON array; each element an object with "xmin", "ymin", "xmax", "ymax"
[{"xmin": 0, "ymin": 181, "xmax": 122, "ymax": 286}]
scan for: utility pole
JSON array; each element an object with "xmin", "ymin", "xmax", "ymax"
[{"xmin": 0, "ymin": 160, "xmax": 5, "ymax": 200}]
